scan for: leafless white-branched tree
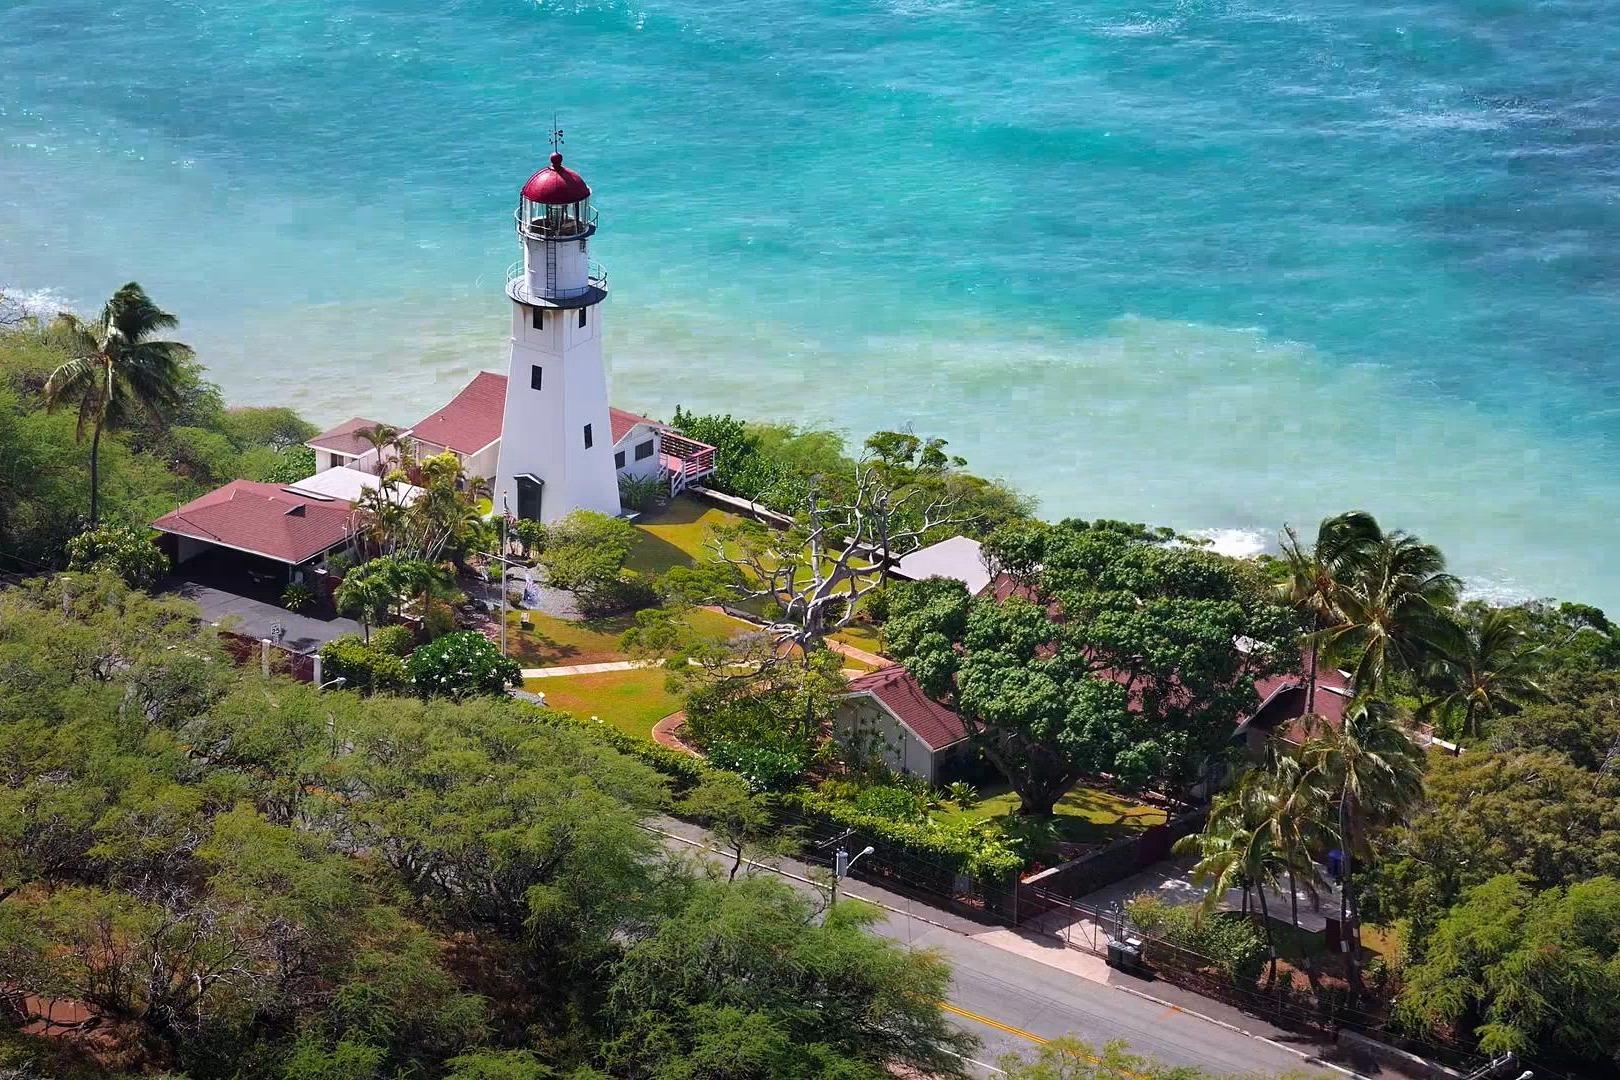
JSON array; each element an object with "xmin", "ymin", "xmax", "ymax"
[{"xmin": 710, "ymin": 458, "xmax": 962, "ymax": 657}]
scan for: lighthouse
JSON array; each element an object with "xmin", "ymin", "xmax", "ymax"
[{"xmin": 493, "ymin": 147, "xmax": 620, "ymax": 523}]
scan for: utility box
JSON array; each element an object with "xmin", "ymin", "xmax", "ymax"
[{"xmin": 1106, "ymin": 936, "xmax": 1144, "ymax": 976}]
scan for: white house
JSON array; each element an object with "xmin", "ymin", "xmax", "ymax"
[{"xmin": 833, "ymin": 667, "xmax": 973, "ymax": 785}]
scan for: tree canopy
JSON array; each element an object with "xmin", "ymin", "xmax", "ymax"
[
  {"xmin": 885, "ymin": 518, "xmax": 1297, "ymax": 814},
  {"xmin": 0, "ymin": 575, "xmax": 977, "ymax": 1079}
]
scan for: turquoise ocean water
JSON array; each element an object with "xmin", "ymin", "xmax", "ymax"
[{"xmin": 2, "ymin": 0, "xmax": 1618, "ymax": 606}]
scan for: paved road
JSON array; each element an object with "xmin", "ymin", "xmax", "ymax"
[{"xmin": 652, "ymin": 817, "xmax": 1357, "ymax": 1078}]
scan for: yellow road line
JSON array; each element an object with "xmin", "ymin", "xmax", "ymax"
[
  {"xmin": 937, "ymin": 1002, "xmax": 1154, "ymax": 1080},
  {"xmin": 938, "ymin": 1001, "xmax": 1048, "ymax": 1045}
]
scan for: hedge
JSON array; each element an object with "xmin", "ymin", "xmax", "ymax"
[
  {"xmin": 516, "ymin": 702, "xmax": 1024, "ymax": 882},
  {"xmin": 784, "ymin": 788, "xmax": 1024, "ymax": 882}
]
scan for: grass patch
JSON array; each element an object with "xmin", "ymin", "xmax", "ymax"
[
  {"xmin": 831, "ymin": 621, "xmax": 884, "ymax": 656},
  {"xmin": 525, "ymin": 667, "xmax": 681, "ymax": 741},
  {"xmin": 941, "ymin": 784, "xmax": 1167, "ymax": 847},
  {"xmin": 507, "ymin": 606, "xmax": 749, "ymax": 668},
  {"xmin": 627, "ymin": 496, "xmax": 745, "ymax": 575}
]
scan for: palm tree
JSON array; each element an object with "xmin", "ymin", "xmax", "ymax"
[
  {"xmin": 1174, "ymin": 770, "xmax": 1296, "ymax": 983},
  {"xmin": 1278, "ymin": 511, "xmax": 1381, "ymax": 713},
  {"xmin": 1298, "ymin": 698, "xmax": 1425, "ymax": 989},
  {"xmin": 334, "ymin": 567, "xmax": 393, "ymax": 642},
  {"xmin": 1420, "ymin": 607, "xmax": 1545, "ymax": 740},
  {"xmin": 1255, "ymin": 745, "xmax": 1331, "ymax": 932},
  {"xmin": 356, "ymin": 423, "xmax": 402, "ymax": 476},
  {"xmin": 1322, "ymin": 528, "xmax": 1460, "ymax": 695},
  {"xmin": 43, "ymin": 283, "xmax": 192, "ymax": 526}
]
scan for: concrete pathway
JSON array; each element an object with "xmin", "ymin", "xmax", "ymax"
[
  {"xmin": 519, "ymin": 659, "xmax": 657, "ymax": 679},
  {"xmin": 827, "ymin": 637, "xmax": 892, "ymax": 669},
  {"xmin": 1076, "ymin": 857, "xmax": 1341, "ymax": 934}
]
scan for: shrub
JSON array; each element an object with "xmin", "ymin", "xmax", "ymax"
[
  {"xmin": 406, "ymin": 630, "xmax": 521, "ymax": 699},
  {"xmin": 853, "ymin": 784, "xmax": 928, "ymax": 822},
  {"xmin": 65, "ymin": 523, "xmax": 169, "ymax": 589},
  {"xmin": 1124, "ymin": 895, "xmax": 1265, "ymax": 984},
  {"xmin": 281, "ymin": 582, "xmax": 316, "ymax": 611},
  {"xmin": 318, "ymin": 634, "xmax": 407, "ymax": 695},
  {"xmin": 618, "ymin": 471, "xmax": 662, "ymax": 511},
  {"xmin": 253, "ymin": 445, "xmax": 317, "ymax": 484},
  {"xmin": 422, "ymin": 600, "xmax": 458, "ymax": 640},
  {"xmin": 370, "ymin": 624, "xmax": 416, "ymax": 658},
  {"xmin": 704, "ymin": 741, "xmax": 809, "ymax": 792},
  {"xmin": 946, "ymin": 780, "xmax": 979, "ymax": 809},
  {"xmin": 785, "ymin": 788, "xmax": 1024, "ymax": 882}
]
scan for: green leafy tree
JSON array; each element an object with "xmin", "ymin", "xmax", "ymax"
[
  {"xmin": 42, "ymin": 283, "xmax": 192, "ymax": 526},
  {"xmin": 405, "ymin": 630, "xmax": 520, "ymax": 698},
  {"xmin": 65, "ymin": 522, "xmax": 169, "ymax": 588},
  {"xmin": 219, "ymin": 404, "xmax": 318, "ymax": 450},
  {"xmin": 537, "ymin": 509, "xmax": 643, "ymax": 615},
  {"xmin": 1396, "ymin": 874, "xmax": 1620, "ymax": 1069},
  {"xmin": 886, "ymin": 519, "xmax": 1297, "ymax": 815},
  {"xmin": 601, "ymin": 875, "xmax": 976, "ymax": 1079},
  {"xmin": 999, "ymin": 1036, "xmax": 1270, "ymax": 1079},
  {"xmin": 1490, "ymin": 669, "xmax": 1620, "ymax": 769},
  {"xmin": 679, "ymin": 773, "xmax": 792, "ymax": 880},
  {"xmin": 1362, "ymin": 748, "xmax": 1620, "ymax": 936}
]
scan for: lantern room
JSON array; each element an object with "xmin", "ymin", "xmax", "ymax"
[{"xmin": 517, "ymin": 152, "xmax": 597, "ymax": 240}]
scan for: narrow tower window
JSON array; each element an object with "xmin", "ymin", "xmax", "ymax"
[
  {"xmin": 531, "ymin": 307, "xmax": 545, "ymax": 330},
  {"xmin": 530, "ymin": 365, "xmax": 543, "ymax": 391},
  {"xmin": 583, "ymin": 423, "xmax": 593, "ymax": 449},
  {"xmin": 578, "ymin": 307, "xmax": 588, "ymax": 328}
]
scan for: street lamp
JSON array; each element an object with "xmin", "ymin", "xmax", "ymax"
[
  {"xmin": 829, "ymin": 845, "xmax": 875, "ymax": 909},
  {"xmin": 316, "ymin": 676, "xmax": 347, "ymax": 692}
]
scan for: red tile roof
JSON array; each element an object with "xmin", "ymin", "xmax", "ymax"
[
  {"xmin": 306, "ymin": 416, "xmax": 392, "ymax": 457},
  {"xmin": 610, "ymin": 406, "xmax": 660, "ymax": 444},
  {"xmin": 845, "ymin": 667, "xmax": 970, "ymax": 752},
  {"xmin": 1244, "ymin": 656, "xmax": 1352, "ymax": 744},
  {"xmin": 408, "ymin": 372, "xmax": 662, "ymax": 457},
  {"xmin": 152, "ymin": 480, "xmax": 355, "ymax": 565},
  {"xmin": 411, "ymin": 372, "xmax": 507, "ymax": 455}
]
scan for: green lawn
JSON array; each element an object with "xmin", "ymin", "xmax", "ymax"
[
  {"xmin": 626, "ymin": 496, "xmax": 744, "ymax": 575},
  {"xmin": 940, "ymin": 784, "xmax": 1167, "ymax": 847},
  {"xmin": 525, "ymin": 667, "xmax": 681, "ymax": 741},
  {"xmin": 507, "ymin": 606, "xmax": 747, "ymax": 668},
  {"xmin": 831, "ymin": 621, "xmax": 884, "ymax": 656}
]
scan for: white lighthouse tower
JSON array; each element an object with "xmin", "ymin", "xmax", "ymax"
[{"xmin": 494, "ymin": 145, "xmax": 620, "ymax": 523}]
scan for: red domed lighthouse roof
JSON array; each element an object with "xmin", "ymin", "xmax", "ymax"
[{"xmin": 521, "ymin": 152, "xmax": 592, "ymax": 204}]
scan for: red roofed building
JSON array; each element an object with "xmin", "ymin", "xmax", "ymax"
[
  {"xmin": 152, "ymin": 480, "xmax": 355, "ymax": 582},
  {"xmin": 402, "ymin": 370, "xmax": 713, "ymax": 510},
  {"xmin": 834, "ymin": 667, "xmax": 973, "ymax": 784},
  {"xmin": 1235, "ymin": 657, "xmax": 1353, "ymax": 749},
  {"xmin": 304, "ymin": 416, "xmax": 395, "ymax": 472}
]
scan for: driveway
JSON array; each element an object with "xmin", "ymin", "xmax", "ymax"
[{"xmin": 167, "ymin": 579, "xmax": 363, "ymax": 655}]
